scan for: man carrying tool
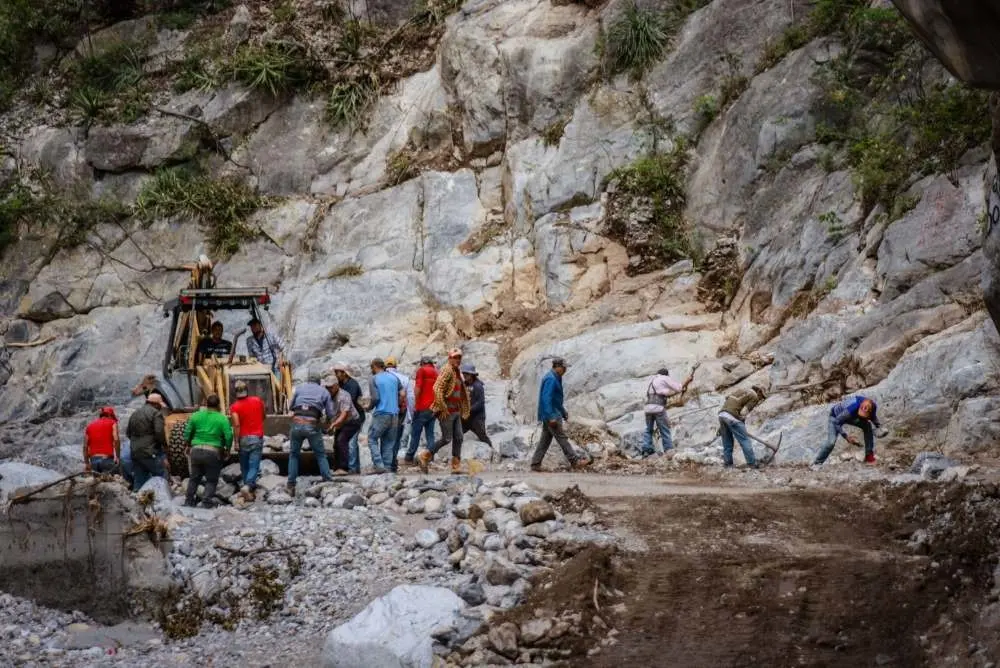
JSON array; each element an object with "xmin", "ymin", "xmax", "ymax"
[
  {"xmin": 641, "ymin": 367, "xmax": 693, "ymax": 458},
  {"xmin": 718, "ymin": 385, "xmax": 767, "ymax": 469},
  {"xmin": 812, "ymin": 395, "xmax": 881, "ymax": 467}
]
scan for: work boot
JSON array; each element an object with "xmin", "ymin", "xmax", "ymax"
[
  {"xmin": 572, "ymin": 458, "xmax": 591, "ymax": 470},
  {"xmin": 417, "ymin": 450, "xmax": 432, "ymax": 474},
  {"xmin": 864, "ymin": 454, "xmax": 877, "ymax": 465},
  {"xmin": 530, "ymin": 464, "xmax": 542, "ymax": 472},
  {"xmin": 285, "ymin": 482, "xmax": 296, "ymax": 497},
  {"xmin": 450, "ymin": 457, "xmax": 462, "ymax": 474},
  {"xmin": 402, "ymin": 457, "xmax": 415, "ymax": 466}
]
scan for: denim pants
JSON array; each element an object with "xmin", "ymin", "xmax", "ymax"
[
  {"xmin": 368, "ymin": 413, "xmax": 398, "ymax": 471},
  {"xmin": 186, "ymin": 447, "xmax": 223, "ymax": 504},
  {"xmin": 348, "ymin": 422, "xmax": 362, "ymax": 474},
  {"xmin": 430, "ymin": 412, "xmax": 463, "ymax": 460},
  {"xmin": 132, "ymin": 454, "xmax": 166, "ymax": 491},
  {"xmin": 407, "ymin": 409, "xmax": 436, "ymax": 460},
  {"xmin": 89, "ymin": 456, "xmax": 118, "ymax": 474},
  {"xmin": 719, "ymin": 413, "xmax": 757, "ymax": 467},
  {"xmin": 814, "ymin": 415, "xmax": 874, "ymax": 464},
  {"xmin": 334, "ymin": 421, "xmax": 360, "ymax": 471},
  {"xmin": 288, "ymin": 422, "xmax": 331, "ymax": 484},
  {"xmin": 239, "ymin": 435, "xmax": 264, "ymax": 489},
  {"xmin": 530, "ymin": 419, "xmax": 577, "ymax": 466},
  {"xmin": 642, "ymin": 412, "xmax": 673, "ymax": 455}
]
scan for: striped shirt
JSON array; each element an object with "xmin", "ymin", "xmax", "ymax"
[{"xmin": 246, "ymin": 331, "xmax": 285, "ymax": 369}]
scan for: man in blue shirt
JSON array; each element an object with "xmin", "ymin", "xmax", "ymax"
[
  {"xmin": 368, "ymin": 358, "xmax": 405, "ymax": 473},
  {"xmin": 530, "ymin": 358, "xmax": 590, "ymax": 471},
  {"xmin": 286, "ymin": 369, "xmax": 335, "ymax": 496},
  {"xmin": 813, "ymin": 395, "xmax": 882, "ymax": 466}
]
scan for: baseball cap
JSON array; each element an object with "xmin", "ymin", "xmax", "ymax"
[
  {"xmin": 146, "ymin": 393, "xmax": 166, "ymax": 407},
  {"xmin": 385, "ymin": 356, "xmax": 398, "ymax": 367},
  {"xmin": 99, "ymin": 406, "xmax": 118, "ymax": 420},
  {"xmin": 323, "ymin": 375, "xmax": 339, "ymax": 387},
  {"xmin": 332, "ymin": 361, "xmax": 350, "ymax": 373},
  {"xmin": 448, "ymin": 348, "xmax": 463, "ymax": 358},
  {"xmin": 234, "ymin": 380, "xmax": 248, "ymax": 397}
]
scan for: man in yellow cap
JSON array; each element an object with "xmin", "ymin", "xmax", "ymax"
[{"xmin": 418, "ymin": 348, "xmax": 469, "ymax": 473}]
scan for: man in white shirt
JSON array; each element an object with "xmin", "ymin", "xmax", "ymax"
[
  {"xmin": 385, "ymin": 356, "xmax": 414, "ymax": 471},
  {"xmin": 642, "ymin": 367, "xmax": 693, "ymax": 457}
]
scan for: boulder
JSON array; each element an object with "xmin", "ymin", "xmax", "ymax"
[
  {"xmin": 518, "ymin": 500, "xmax": 556, "ymax": 525},
  {"xmin": 221, "ymin": 463, "xmax": 243, "ymax": 484},
  {"xmin": 520, "ymin": 617, "xmax": 553, "ymax": 645},
  {"xmin": 137, "ymin": 476, "xmax": 174, "ymax": 515},
  {"xmin": 484, "ymin": 555, "xmax": 522, "ymax": 586},
  {"xmin": 267, "ymin": 490, "xmax": 293, "ymax": 505},
  {"xmin": 0, "ymin": 463, "xmax": 63, "ymax": 499},
  {"xmin": 321, "ymin": 585, "xmax": 466, "ymax": 668},
  {"xmin": 85, "ymin": 118, "xmax": 198, "ymax": 172},
  {"xmin": 333, "ymin": 493, "xmax": 367, "ymax": 510},
  {"xmin": 415, "ymin": 529, "xmax": 441, "ymax": 549},
  {"xmin": 487, "ymin": 621, "xmax": 520, "ymax": 659}
]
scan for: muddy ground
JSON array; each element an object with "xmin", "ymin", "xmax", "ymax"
[{"xmin": 505, "ymin": 477, "xmax": 1000, "ymax": 668}]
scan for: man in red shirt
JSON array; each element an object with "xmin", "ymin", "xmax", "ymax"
[
  {"xmin": 403, "ymin": 356, "xmax": 438, "ymax": 465},
  {"xmin": 230, "ymin": 380, "xmax": 266, "ymax": 500},
  {"xmin": 84, "ymin": 406, "xmax": 120, "ymax": 474}
]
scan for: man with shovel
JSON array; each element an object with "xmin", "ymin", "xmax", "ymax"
[{"xmin": 718, "ymin": 385, "xmax": 767, "ymax": 469}]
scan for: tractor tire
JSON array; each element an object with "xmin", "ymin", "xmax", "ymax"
[{"xmin": 167, "ymin": 418, "xmax": 190, "ymax": 477}]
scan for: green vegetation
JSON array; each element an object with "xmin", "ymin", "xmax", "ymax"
[
  {"xmin": 325, "ymin": 75, "xmax": 380, "ymax": 128},
  {"xmin": 414, "ymin": 0, "xmax": 463, "ymax": 25},
  {"xmin": 605, "ymin": 3, "xmax": 668, "ymax": 78},
  {"xmin": 66, "ymin": 40, "xmax": 151, "ymax": 124},
  {"xmin": 134, "ymin": 167, "xmax": 267, "ymax": 256},
  {"xmin": 272, "ymin": 1, "xmax": 297, "ymax": 23},
  {"xmin": 606, "ymin": 139, "xmax": 695, "ymax": 269},
  {"xmin": 755, "ymin": 0, "xmax": 869, "ymax": 73},
  {"xmin": 818, "ymin": 210, "xmax": 846, "ymax": 243},
  {"xmin": 385, "ymin": 148, "xmax": 418, "ymax": 186},
  {"xmin": 0, "ymin": 172, "xmax": 129, "ymax": 256},
  {"xmin": 227, "ymin": 41, "xmax": 323, "ymax": 96},
  {"xmin": 808, "ymin": 4, "xmax": 991, "ymax": 215},
  {"xmin": 693, "ymin": 94, "xmax": 718, "ymax": 134}
]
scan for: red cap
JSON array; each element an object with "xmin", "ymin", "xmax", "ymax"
[{"xmin": 99, "ymin": 406, "xmax": 118, "ymax": 421}]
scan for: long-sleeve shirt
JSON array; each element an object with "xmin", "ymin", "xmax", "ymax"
[
  {"xmin": 245, "ymin": 331, "xmax": 285, "ymax": 370},
  {"xmin": 468, "ymin": 379, "xmax": 486, "ymax": 419},
  {"xmin": 414, "ymin": 365, "xmax": 438, "ymax": 411},
  {"xmin": 830, "ymin": 396, "xmax": 880, "ymax": 436},
  {"xmin": 537, "ymin": 370, "xmax": 566, "ymax": 423},
  {"xmin": 126, "ymin": 403, "xmax": 166, "ymax": 459},
  {"xmin": 644, "ymin": 374, "xmax": 683, "ymax": 414},
  {"xmin": 388, "ymin": 369, "xmax": 414, "ymax": 420},
  {"xmin": 183, "ymin": 409, "xmax": 234, "ymax": 450},
  {"xmin": 432, "ymin": 363, "xmax": 470, "ymax": 419},
  {"xmin": 290, "ymin": 382, "xmax": 335, "ymax": 420},
  {"xmin": 720, "ymin": 387, "xmax": 762, "ymax": 421}
]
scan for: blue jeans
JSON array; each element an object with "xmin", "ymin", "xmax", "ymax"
[
  {"xmin": 132, "ymin": 453, "xmax": 166, "ymax": 491},
  {"xmin": 407, "ymin": 409, "xmax": 436, "ymax": 460},
  {"xmin": 719, "ymin": 415, "xmax": 757, "ymax": 467},
  {"xmin": 288, "ymin": 422, "xmax": 331, "ymax": 484},
  {"xmin": 89, "ymin": 457, "xmax": 118, "ymax": 474},
  {"xmin": 239, "ymin": 435, "xmax": 264, "ymax": 489},
  {"xmin": 348, "ymin": 426, "xmax": 361, "ymax": 474},
  {"xmin": 814, "ymin": 415, "xmax": 873, "ymax": 464},
  {"xmin": 642, "ymin": 412, "xmax": 673, "ymax": 455},
  {"xmin": 368, "ymin": 413, "xmax": 398, "ymax": 471}
]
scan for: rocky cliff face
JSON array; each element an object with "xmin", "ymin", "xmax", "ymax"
[{"xmin": 1, "ymin": 0, "xmax": 996, "ymax": 466}]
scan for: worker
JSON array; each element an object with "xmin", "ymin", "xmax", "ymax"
[
  {"xmin": 368, "ymin": 358, "xmax": 404, "ymax": 473},
  {"xmin": 385, "ymin": 356, "xmax": 414, "ymax": 469},
  {"xmin": 287, "ymin": 370, "xmax": 336, "ymax": 496},
  {"xmin": 246, "ymin": 318, "xmax": 285, "ymax": 373},
  {"xmin": 333, "ymin": 362, "xmax": 365, "ymax": 475},
  {"xmin": 83, "ymin": 406, "xmax": 120, "ymax": 474},
  {"xmin": 418, "ymin": 349, "xmax": 470, "ymax": 474},
  {"xmin": 196, "ymin": 321, "xmax": 233, "ymax": 363},
  {"xmin": 530, "ymin": 358, "xmax": 590, "ymax": 471},
  {"xmin": 404, "ymin": 356, "xmax": 438, "ymax": 466},
  {"xmin": 230, "ymin": 380, "xmax": 266, "ymax": 501},
  {"xmin": 461, "ymin": 364, "xmax": 492, "ymax": 446},
  {"xmin": 813, "ymin": 395, "xmax": 881, "ymax": 467},
  {"xmin": 641, "ymin": 367, "xmax": 693, "ymax": 458},
  {"xmin": 324, "ymin": 375, "xmax": 360, "ymax": 475},
  {"xmin": 126, "ymin": 392, "xmax": 167, "ymax": 491},
  {"xmin": 182, "ymin": 393, "xmax": 233, "ymax": 508},
  {"xmin": 718, "ymin": 385, "xmax": 766, "ymax": 468}
]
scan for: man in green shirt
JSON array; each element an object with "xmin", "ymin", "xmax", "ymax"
[{"xmin": 183, "ymin": 393, "xmax": 234, "ymax": 508}]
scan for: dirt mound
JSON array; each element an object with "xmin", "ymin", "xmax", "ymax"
[{"xmin": 549, "ymin": 485, "xmax": 599, "ymax": 515}]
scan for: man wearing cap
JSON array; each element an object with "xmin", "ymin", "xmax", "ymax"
[
  {"xmin": 418, "ymin": 349, "xmax": 470, "ymax": 474},
  {"xmin": 368, "ymin": 358, "xmax": 405, "ymax": 473},
  {"xmin": 323, "ymin": 374, "xmax": 360, "ymax": 475},
  {"xmin": 126, "ymin": 392, "xmax": 168, "ymax": 490},
  {"xmin": 83, "ymin": 406, "xmax": 121, "ymax": 474},
  {"xmin": 385, "ymin": 356, "xmax": 414, "ymax": 469},
  {"xmin": 461, "ymin": 364, "xmax": 492, "ymax": 447},
  {"xmin": 245, "ymin": 318, "xmax": 285, "ymax": 373},
  {"xmin": 230, "ymin": 380, "xmax": 266, "ymax": 500},
  {"xmin": 641, "ymin": 367, "xmax": 693, "ymax": 458},
  {"xmin": 718, "ymin": 385, "xmax": 766, "ymax": 469},
  {"xmin": 404, "ymin": 356, "xmax": 438, "ymax": 465},
  {"xmin": 286, "ymin": 370, "xmax": 336, "ymax": 496},
  {"xmin": 531, "ymin": 358, "xmax": 589, "ymax": 471},
  {"xmin": 183, "ymin": 393, "xmax": 234, "ymax": 507},
  {"xmin": 333, "ymin": 363, "xmax": 366, "ymax": 474}
]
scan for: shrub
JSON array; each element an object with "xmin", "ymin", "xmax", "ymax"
[
  {"xmin": 134, "ymin": 167, "xmax": 267, "ymax": 256},
  {"xmin": 227, "ymin": 42, "xmax": 322, "ymax": 96},
  {"xmin": 692, "ymin": 94, "xmax": 718, "ymax": 137},
  {"xmin": 325, "ymin": 75, "xmax": 379, "ymax": 128},
  {"xmin": 541, "ymin": 118, "xmax": 569, "ymax": 147},
  {"xmin": 606, "ymin": 3, "xmax": 668, "ymax": 78},
  {"xmin": 414, "ymin": 0, "xmax": 463, "ymax": 25}
]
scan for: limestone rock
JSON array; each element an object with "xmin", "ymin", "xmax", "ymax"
[
  {"xmin": 321, "ymin": 585, "xmax": 466, "ymax": 668},
  {"xmin": 416, "ymin": 529, "xmax": 441, "ymax": 548},
  {"xmin": 518, "ymin": 500, "xmax": 556, "ymax": 525}
]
